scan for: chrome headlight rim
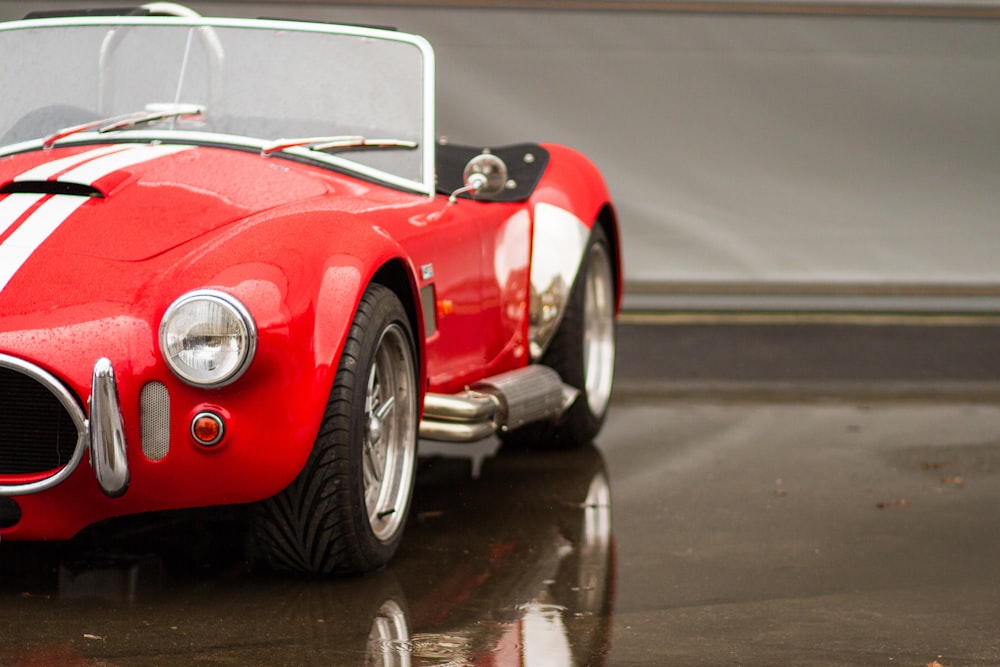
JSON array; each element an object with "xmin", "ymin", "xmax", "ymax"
[{"xmin": 158, "ymin": 289, "xmax": 257, "ymax": 388}]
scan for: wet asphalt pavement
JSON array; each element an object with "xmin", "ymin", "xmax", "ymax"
[{"xmin": 2, "ymin": 319, "xmax": 1000, "ymax": 666}]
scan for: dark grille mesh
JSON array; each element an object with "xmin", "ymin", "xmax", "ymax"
[{"xmin": 0, "ymin": 366, "xmax": 80, "ymax": 475}]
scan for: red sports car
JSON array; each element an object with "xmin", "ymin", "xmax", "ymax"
[{"xmin": 0, "ymin": 3, "xmax": 620, "ymax": 574}]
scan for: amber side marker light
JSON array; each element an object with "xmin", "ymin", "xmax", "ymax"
[{"xmin": 191, "ymin": 412, "xmax": 225, "ymax": 447}]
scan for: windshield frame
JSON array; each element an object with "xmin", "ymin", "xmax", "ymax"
[{"xmin": 0, "ymin": 15, "xmax": 437, "ymax": 197}]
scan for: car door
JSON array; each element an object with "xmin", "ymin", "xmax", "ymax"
[{"xmin": 404, "ymin": 199, "xmax": 528, "ymax": 394}]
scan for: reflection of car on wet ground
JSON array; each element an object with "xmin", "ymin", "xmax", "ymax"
[
  {"xmin": 0, "ymin": 4, "xmax": 620, "ymax": 575},
  {"xmin": 0, "ymin": 445, "xmax": 615, "ymax": 666}
]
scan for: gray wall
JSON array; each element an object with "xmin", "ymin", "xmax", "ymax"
[{"xmin": 4, "ymin": 2, "xmax": 999, "ymax": 308}]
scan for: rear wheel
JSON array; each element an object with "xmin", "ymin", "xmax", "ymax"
[
  {"xmin": 255, "ymin": 284, "xmax": 418, "ymax": 575},
  {"xmin": 504, "ymin": 225, "xmax": 616, "ymax": 448}
]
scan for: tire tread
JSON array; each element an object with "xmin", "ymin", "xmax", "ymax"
[{"xmin": 254, "ymin": 285, "xmax": 416, "ymax": 575}]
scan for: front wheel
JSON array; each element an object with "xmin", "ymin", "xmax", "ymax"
[{"xmin": 255, "ymin": 284, "xmax": 418, "ymax": 575}]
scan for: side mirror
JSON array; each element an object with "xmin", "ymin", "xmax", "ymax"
[{"xmin": 449, "ymin": 152, "xmax": 508, "ymax": 202}]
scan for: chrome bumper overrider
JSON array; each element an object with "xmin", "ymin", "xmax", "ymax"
[{"xmin": 89, "ymin": 358, "xmax": 130, "ymax": 498}]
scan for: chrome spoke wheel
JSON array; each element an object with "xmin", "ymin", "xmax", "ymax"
[
  {"xmin": 363, "ymin": 323, "xmax": 417, "ymax": 543},
  {"xmin": 582, "ymin": 241, "xmax": 615, "ymax": 417},
  {"xmin": 254, "ymin": 284, "xmax": 418, "ymax": 574}
]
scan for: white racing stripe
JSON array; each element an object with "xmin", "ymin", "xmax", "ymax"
[
  {"xmin": 0, "ymin": 196, "xmax": 91, "ymax": 291},
  {"xmin": 58, "ymin": 143, "xmax": 190, "ymax": 184},
  {"xmin": 14, "ymin": 145, "xmax": 131, "ymax": 182},
  {"xmin": 0, "ymin": 193, "xmax": 45, "ymax": 239},
  {"xmin": 0, "ymin": 144, "xmax": 193, "ymax": 294},
  {"xmin": 0, "ymin": 145, "xmax": 133, "ymax": 241},
  {"xmin": 0, "ymin": 145, "xmax": 129, "ymax": 238}
]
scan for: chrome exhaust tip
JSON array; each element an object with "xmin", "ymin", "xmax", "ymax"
[{"xmin": 419, "ymin": 365, "xmax": 576, "ymax": 443}]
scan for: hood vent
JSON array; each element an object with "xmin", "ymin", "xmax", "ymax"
[{"xmin": 0, "ymin": 181, "xmax": 104, "ymax": 198}]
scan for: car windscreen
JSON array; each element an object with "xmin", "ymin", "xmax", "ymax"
[{"xmin": 0, "ymin": 18, "xmax": 433, "ymax": 193}]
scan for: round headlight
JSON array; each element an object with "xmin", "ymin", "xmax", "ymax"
[{"xmin": 159, "ymin": 290, "xmax": 256, "ymax": 387}]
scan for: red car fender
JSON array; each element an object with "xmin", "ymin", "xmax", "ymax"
[
  {"xmin": 160, "ymin": 201, "xmax": 425, "ymax": 378},
  {"xmin": 531, "ymin": 144, "xmax": 623, "ymax": 311},
  {"xmin": 56, "ymin": 210, "xmax": 429, "ymax": 525},
  {"xmin": 311, "ymin": 250, "xmax": 427, "ymax": 410},
  {"xmin": 178, "ymin": 210, "xmax": 427, "ymax": 480}
]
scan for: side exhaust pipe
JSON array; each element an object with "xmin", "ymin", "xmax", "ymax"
[{"xmin": 419, "ymin": 365, "xmax": 578, "ymax": 443}]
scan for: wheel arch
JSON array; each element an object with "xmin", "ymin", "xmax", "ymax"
[
  {"xmin": 528, "ymin": 144, "xmax": 623, "ymax": 358},
  {"xmin": 309, "ymin": 249, "xmax": 425, "ymax": 424},
  {"xmin": 370, "ymin": 258, "xmax": 426, "ymax": 400},
  {"xmin": 532, "ymin": 142, "xmax": 623, "ymax": 312}
]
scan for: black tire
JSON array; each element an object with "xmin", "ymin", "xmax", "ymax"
[
  {"xmin": 254, "ymin": 284, "xmax": 418, "ymax": 575},
  {"xmin": 503, "ymin": 225, "xmax": 617, "ymax": 449}
]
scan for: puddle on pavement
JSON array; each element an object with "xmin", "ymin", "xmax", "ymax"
[{"xmin": 0, "ymin": 443, "xmax": 614, "ymax": 666}]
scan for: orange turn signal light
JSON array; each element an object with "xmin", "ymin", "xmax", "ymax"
[{"xmin": 191, "ymin": 412, "xmax": 225, "ymax": 447}]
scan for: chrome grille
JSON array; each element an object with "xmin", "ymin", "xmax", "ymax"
[
  {"xmin": 0, "ymin": 358, "xmax": 83, "ymax": 476},
  {"xmin": 141, "ymin": 381, "xmax": 170, "ymax": 461}
]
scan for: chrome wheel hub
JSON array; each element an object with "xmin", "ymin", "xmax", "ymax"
[{"xmin": 362, "ymin": 323, "xmax": 417, "ymax": 542}]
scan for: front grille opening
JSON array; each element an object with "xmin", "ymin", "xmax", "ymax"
[{"xmin": 0, "ymin": 367, "xmax": 79, "ymax": 475}]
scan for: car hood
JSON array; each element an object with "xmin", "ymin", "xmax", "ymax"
[
  {"xmin": 0, "ymin": 143, "xmax": 332, "ymax": 264},
  {"xmin": 0, "ymin": 142, "xmax": 377, "ymax": 374}
]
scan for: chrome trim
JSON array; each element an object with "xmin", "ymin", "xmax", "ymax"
[
  {"xmin": 420, "ymin": 390, "xmax": 503, "ymax": 442},
  {"xmin": 529, "ymin": 203, "xmax": 591, "ymax": 360},
  {"xmin": 418, "ymin": 418, "xmax": 498, "ymax": 443},
  {"xmin": 0, "ymin": 354, "xmax": 89, "ymax": 496},
  {"xmin": 420, "ymin": 392, "xmax": 499, "ymax": 443},
  {"xmin": 90, "ymin": 358, "xmax": 129, "ymax": 497},
  {"xmin": 422, "ymin": 392, "xmax": 499, "ymax": 424}
]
